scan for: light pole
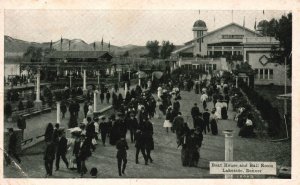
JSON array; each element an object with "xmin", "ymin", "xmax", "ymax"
[{"xmin": 223, "ymin": 130, "xmax": 234, "ymax": 179}]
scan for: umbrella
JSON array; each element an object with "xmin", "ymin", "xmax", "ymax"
[
  {"xmin": 152, "ymin": 71, "xmax": 164, "ymax": 79},
  {"xmin": 136, "ymin": 71, "xmax": 147, "ymax": 78}
]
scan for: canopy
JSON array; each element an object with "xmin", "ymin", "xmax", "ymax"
[
  {"xmin": 277, "ymin": 93, "xmax": 292, "ymax": 100},
  {"xmin": 136, "ymin": 71, "xmax": 147, "ymax": 78},
  {"xmin": 152, "ymin": 71, "xmax": 164, "ymax": 79}
]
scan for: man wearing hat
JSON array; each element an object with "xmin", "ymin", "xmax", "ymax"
[
  {"xmin": 99, "ymin": 116, "xmax": 109, "ymax": 146},
  {"xmin": 126, "ymin": 113, "xmax": 138, "ymax": 143},
  {"xmin": 73, "ymin": 134, "xmax": 91, "ymax": 177},
  {"xmin": 55, "ymin": 130, "xmax": 69, "ymax": 171},
  {"xmin": 116, "ymin": 137, "xmax": 129, "ymax": 176},
  {"xmin": 191, "ymin": 103, "xmax": 200, "ymax": 119}
]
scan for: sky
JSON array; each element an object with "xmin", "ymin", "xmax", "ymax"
[{"xmin": 5, "ymin": 10, "xmax": 289, "ymax": 46}]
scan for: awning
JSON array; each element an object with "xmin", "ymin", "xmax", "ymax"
[{"xmin": 277, "ymin": 93, "xmax": 292, "ymax": 100}]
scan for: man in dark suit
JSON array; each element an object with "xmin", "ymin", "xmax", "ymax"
[
  {"xmin": 55, "ymin": 131, "xmax": 69, "ymax": 171},
  {"xmin": 73, "ymin": 134, "xmax": 91, "ymax": 177},
  {"xmin": 99, "ymin": 116, "xmax": 109, "ymax": 146},
  {"xmin": 100, "ymin": 91, "xmax": 105, "ymax": 104},
  {"xmin": 193, "ymin": 113, "xmax": 205, "ymax": 134},
  {"xmin": 6, "ymin": 128, "xmax": 21, "ymax": 165},
  {"xmin": 116, "ymin": 137, "xmax": 129, "ymax": 176},
  {"xmin": 44, "ymin": 141, "xmax": 56, "ymax": 177},
  {"xmin": 140, "ymin": 117, "xmax": 154, "ymax": 165},
  {"xmin": 86, "ymin": 117, "xmax": 96, "ymax": 151},
  {"xmin": 126, "ymin": 113, "xmax": 138, "ymax": 143},
  {"xmin": 191, "ymin": 103, "xmax": 200, "ymax": 119},
  {"xmin": 52, "ymin": 123, "xmax": 60, "ymax": 146},
  {"xmin": 202, "ymin": 109, "xmax": 211, "ymax": 134}
]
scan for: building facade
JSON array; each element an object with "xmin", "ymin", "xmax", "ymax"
[{"xmin": 172, "ymin": 19, "xmax": 291, "ymax": 86}]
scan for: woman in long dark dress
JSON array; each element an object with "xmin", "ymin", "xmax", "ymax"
[
  {"xmin": 210, "ymin": 109, "xmax": 218, "ymax": 135},
  {"xmin": 44, "ymin": 123, "xmax": 54, "ymax": 143}
]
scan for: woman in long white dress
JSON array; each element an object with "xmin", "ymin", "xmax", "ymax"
[
  {"xmin": 215, "ymin": 100, "xmax": 222, "ymax": 119},
  {"xmin": 86, "ymin": 103, "xmax": 93, "ymax": 118}
]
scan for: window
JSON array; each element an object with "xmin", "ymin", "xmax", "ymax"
[
  {"xmin": 213, "ymin": 64, "xmax": 217, "ymax": 70},
  {"xmin": 259, "ymin": 69, "xmax": 264, "ymax": 79},
  {"xmin": 269, "ymin": 69, "xmax": 273, "ymax": 79},
  {"xmin": 222, "ymin": 35, "xmax": 244, "ymax": 39},
  {"xmin": 256, "ymin": 68, "xmax": 274, "ymax": 80}
]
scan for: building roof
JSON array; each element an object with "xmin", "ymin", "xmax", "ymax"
[
  {"xmin": 193, "ymin": 20, "xmax": 207, "ymax": 28},
  {"xmin": 171, "ymin": 44, "xmax": 194, "ymax": 54},
  {"xmin": 45, "ymin": 51, "xmax": 113, "ymax": 59},
  {"xmin": 185, "ymin": 22, "xmax": 262, "ymax": 45}
]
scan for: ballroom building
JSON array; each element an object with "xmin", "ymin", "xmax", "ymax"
[{"xmin": 171, "ymin": 19, "xmax": 290, "ymax": 86}]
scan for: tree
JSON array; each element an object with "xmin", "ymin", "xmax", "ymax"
[
  {"xmin": 146, "ymin": 40, "xmax": 159, "ymax": 59},
  {"xmin": 259, "ymin": 13, "xmax": 292, "ymax": 78},
  {"xmin": 160, "ymin": 40, "xmax": 175, "ymax": 59},
  {"xmin": 123, "ymin": 51, "xmax": 129, "ymax": 57},
  {"xmin": 23, "ymin": 46, "xmax": 43, "ymax": 63}
]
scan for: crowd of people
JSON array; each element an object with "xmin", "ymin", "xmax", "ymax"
[
  {"xmin": 41, "ymin": 84, "xmax": 156, "ymax": 177},
  {"xmin": 4, "ymin": 69, "xmax": 259, "ymax": 178}
]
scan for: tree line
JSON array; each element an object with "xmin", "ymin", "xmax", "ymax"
[
  {"xmin": 145, "ymin": 40, "xmax": 175, "ymax": 59},
  {"xmin": 258, "ymin": 13, "xmax": 292, "ymax": 79}
]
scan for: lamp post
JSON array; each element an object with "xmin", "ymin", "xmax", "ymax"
[{"xmin": 223, "ymin": 130, "xmax": 234, "ymax": 179}]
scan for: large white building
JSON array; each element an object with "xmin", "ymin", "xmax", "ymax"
[{"xmin": 172, "ymin": 19, "xmax": 291, "ymax": 86}]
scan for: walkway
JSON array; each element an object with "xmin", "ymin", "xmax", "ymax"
[{"xmin": 4, "ymin": 89, "xmax": 290, "ymax": 178}]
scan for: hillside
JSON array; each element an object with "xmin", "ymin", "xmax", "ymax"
[{"xmin": 4, "ymin": 35, "xmax": 184, "ymax": 57}]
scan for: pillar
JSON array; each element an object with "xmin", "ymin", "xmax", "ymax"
[
  {"xmin": 97, "ymin": 71, "xmax": 100, "ymax": 85},
  {"xmin": 56, "ymin": 101, "xmax": 61, "ymax": 124},
  {"xmin": 69, "ymin": 75, "xmax": 72, "ymax": 88},
  {"xmin": 36, "ymin": 69, "xmax": 41, "ymax": 101},
  {"xmin": 223, "ymin": 130, "xmax": 234, "ymax": 179},
  {"xmin": 247, "ymin": 77, "xmax": 250, "ymax": 87},
  {"xmin": 34, "ymin": 68, "xmax": 42, "ymax": 109},
  {"xmin": 124, "ymin": 82, "xmax": 128, "ymax": 97},
  {"xmin": 138, "ymin": 71, "xmax": 141, "ymax": 86},
  {"xmin": 235, "ymin": 76, "xmax": 238, "ymax": 88},
  {"xmin": 94, "ymin": 90, "xmax": 98, "ymax": 112},
  {"xmin": 83, "ymin": 69, "xmax": 87, "ymax": 90},
  {"xmin": 118, "ymin": 71, "xmax": 121, "ymax": 83}
]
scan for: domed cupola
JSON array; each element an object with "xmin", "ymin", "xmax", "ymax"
[{"xmin": 192, "ymin": 19, "xmax": 208, "ymax": 39}]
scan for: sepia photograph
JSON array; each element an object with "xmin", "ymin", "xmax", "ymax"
[{"xmin": 3, "ymin": 8, "xmax": 292, "ymax": 179}]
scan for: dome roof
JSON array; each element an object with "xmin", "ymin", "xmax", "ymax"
[{"xmin": 193, "ymin": 19, "xmax": 207, "ymax": 28}]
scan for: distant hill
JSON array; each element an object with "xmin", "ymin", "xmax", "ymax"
[{"xmin": 4, "ymin": 35, "xmax": 184, "ymax": 57}]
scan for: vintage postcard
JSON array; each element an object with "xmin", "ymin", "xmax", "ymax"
[{"xmin": 0, "ymin": 0, "xmax": 299, "ymax": 185}]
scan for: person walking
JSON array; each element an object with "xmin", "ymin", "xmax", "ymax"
[
  {"xmin": 116, "ymin": 137, "xmax": 129, "ymax": 176},
  {"xmin": 126, "ymin": 113, "xmax": 138, "ymax": 143},
  {"xmin": 99, "ymin": 116, "xmax": 109, "ymax": 146},
  {"xmin": 44, "ymin": 141, "xmax": 56, "ymax": 177},
  {"xmin": 44, "ymin": 123, "xmax": 54, "ymax": 143},
  {"xmin": 100, "ymin": 91, "xmax": 105, "ymax": 104},
  {"xmin": 55, "ymin": 131, "xmax": 69, "ymax": 171},
  {"xmin": 202, "ymin": 109, "xmax": 211, "ymax": 134},
  {"xmin": 163, "ymin": 107, "xmax": 173, "ymax": 133},
  {"xmin": 17, "ymin": 116, "xmax": 26, "ymax": 140},
  {"xmin": 5, "ymin": 128, "xmax": 21, "ymax": 165},
  {"xmin": 106, "ymin": 91, "xmax": 111, "ymax": 104},
  {"xmin": 200, "ymin": 93, "xmax": 208, "ymax": 110},
  {"xmin": 191, "ymin": 103, "xmax": 200, "ymax": 119},
  {"xmin": 60, "ymin": 102, "xmax": 67, "ymax": 119},
  {"xmin": 134, "ymin": 129, "xmax": 147, "ymax": 164},
  {"xmin": 141, "ymin": 117, "xmax": 154, "ymax": 165},
  {"xmin": 83, "ymin": 102, "xmax": 89, "ymax": 118}
]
